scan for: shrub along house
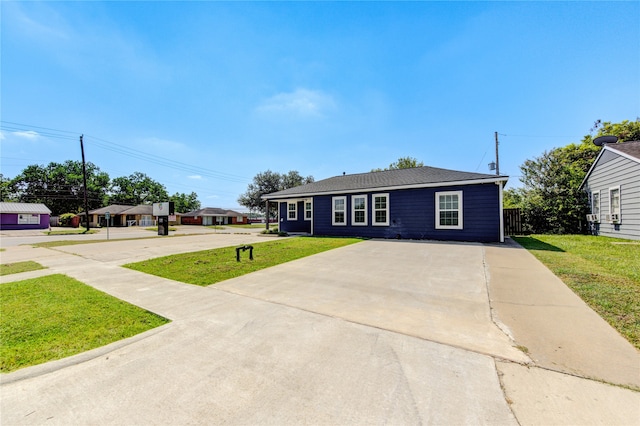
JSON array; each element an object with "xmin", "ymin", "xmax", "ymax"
[
  {"xmin": 580, "ymin": 140, "xmax": 640, "ymax": 241},
  {"xmin": 262, "ymin": 166, "xmax": 508, "ymax": 243},
  {"xmin": 0, "ymin": 202, "xmax": 52, "ymax": 230}
]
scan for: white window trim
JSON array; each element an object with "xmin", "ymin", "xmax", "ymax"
[
  {"xmin": 609, "ymin": 186, "xmax": 621, "ymax": 215},
  {"xmin": 304, "ymin": 200, "xmax": 312, "ymax": 221},
  {"xmin": 592, "ymin": 191, "xmax": 600, "ymax": 218},
  {"xmin": 372, "ymin": 193, "xmax": 389, "ymax": 226},
  {"xmin": 351, "ymin": 195, "xmax": 368, "ymax": 226},
  {"xmin": 18, "ymin": 213, "xmax": 40, "ymax": 225},
  {"xmin": 332, "ymin": 196, "xmax": 347, "ymax": 226},
  {"xmin": 287, "ymin": 202, "xmax": 297, "ymax": 221},
  {"xmin": 435, "ymin": 190, "xmax": 463, "ymax": 230}
]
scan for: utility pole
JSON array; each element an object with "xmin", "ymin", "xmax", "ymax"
[
  {"xmin": 494, "ymin": 131, "xmax": 500, "ymax": 176},
  {"xmin": 80, "ymin": 135, "xmax": 90, "ymax": 231}
]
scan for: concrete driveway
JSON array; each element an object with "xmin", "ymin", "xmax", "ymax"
[{"xmin": 1, "ymin": 236, "xmax": 638, "ymax": 424}]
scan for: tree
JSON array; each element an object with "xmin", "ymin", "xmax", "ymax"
[
  {"xmin": 108, "ymin": 172, "xmax": 169, "ymax": 205},
  {"xmin": 503, "ymin": 187, "xmax": 525, "ymax": 209},
  {"xmin": 170, "ymin": 192, "xmax": 201, "ymax": 213},
  {"xmin": 9, "ymin": 161, "xmax": 109, "ymax": 215},
  {"xmin": 371, "ymin": 156, "xmax": 424, "ymax": 172},
  {"xmin": 237, "ymin": 170, "xmax": 314, "ymax": 216},
  {"xmin": 0, "ymin": 174, "xmax": 17, "ymax": 202},
  {"xmin": 519, "ymin": 143, "xmax": 597, "ymax": 233},
  {"xmin": 585, "ymin": 119, "xmax": 640, "ymax": 144}
]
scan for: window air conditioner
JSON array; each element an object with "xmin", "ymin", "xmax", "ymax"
[
  {"xmin": 586, "ymin": 214, "xmax": 599, "ymax": 223},
  {"xmin": 610, "ymin": 213, "xmax": 620, "ymax": 223}
]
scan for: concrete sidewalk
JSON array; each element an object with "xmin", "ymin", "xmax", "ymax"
[{"xmin": 1, "ymin": 237, "xmax": 638, "ymax": 425}]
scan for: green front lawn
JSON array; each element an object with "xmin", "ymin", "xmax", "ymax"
[
  {"xmin": 124, "ymin": 236, "xmax": 362, "ymax": 286},
  {"xmin": 513, "ymin": 235, "xmax": 640, "ymax": 349},
  {"xmin": 0, "ymin": 261, "xmax": 46, "ymax": 276},
  {"xmin": 0, "ymin": 274, "xmax": 169, "ymax": 372},
  {"xmin": 45, "ymin": 227, "xmax": 98, "ymax": 235}
]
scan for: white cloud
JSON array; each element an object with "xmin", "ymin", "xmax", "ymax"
[
  {"xmin": 187, "ymin": 175, "xmax": 202, "ymax": 180},
  {"xmin": 256, "ymin": 88, "xmax": 336, "ymax": 118},
  {"xmin": 13, "ymin": 130, "xmax": 40, "ymax": 140}
]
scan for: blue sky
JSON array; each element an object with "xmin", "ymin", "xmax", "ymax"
[{"xmin": 2, "ymin": 1, "xmax": 639, "ymax": 210}]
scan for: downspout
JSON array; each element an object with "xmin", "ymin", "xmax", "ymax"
[
  {"xmin": 497, "ymin": 181, "xmax": 504, "ymax": 243},
  {"xmin": 265, "ymin": 199, "xmax": 269, "ymax": 231}
]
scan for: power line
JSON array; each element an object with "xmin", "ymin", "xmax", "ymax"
[{"xmin": 0, "ymin": 120, "xmax": 251, "ymax": 184}]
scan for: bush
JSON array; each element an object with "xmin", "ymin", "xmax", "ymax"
[{"xmin": 59, "ymin": 213, "xmax": 77, "ymax": 227}]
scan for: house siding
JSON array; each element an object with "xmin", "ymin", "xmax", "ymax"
[
  {"xmin": 0, "ymin": 213, "xmax": 50, "ymax": 230},
  {"xmin": 279, "ymin": 183, "xmax": 501, "ymax": 242},
  {"xmin": 279, "ymin": 201, "xmax": 311, "ymax": 233},
  {"xmin": 584, "ymin": 154, "xmax": 640, "ymax": 240}
]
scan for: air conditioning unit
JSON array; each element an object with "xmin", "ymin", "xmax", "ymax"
[
  {"xmin": 586, "ymin": 214, "xmax": 599, "ymax": 223},
  {"xmin": 610, "ymin": 213, "xmax": 620, "ymax": 223}
]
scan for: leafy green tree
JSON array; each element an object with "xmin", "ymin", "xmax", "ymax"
[
  {"xmin": 519, "ymin": 143, "xmax": 597, "ymax": 233},
  {"xmin": 0, "ymin": 174, "xmax": 17, "ymax": 202},
  {"xmin": 585, "ymin": 119, "xmax": 640, "ymax": 144},
  {"xmin": 169, "ymin": 192, "xmax": 201, "ymax": 213},
  {"xmin": 108, "ymin": 172, "xmax": 169, "ymax": 205},
  {"xmin": 371, "ymin": 156, "xmax": 424, "ymax": 172},
  {"xmin": 9, "ymin": 161, "xmax": 109, "ymax": 215},
  {"xmin": 503, "ymin": 187, "xmax": 525, "ymax": 209},
  {"xmin": 238, "ymin": 170, "xmax": 314, "ymax": 217}
]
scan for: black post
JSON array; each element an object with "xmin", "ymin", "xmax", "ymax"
[
  {"xmin": 80, "ymin": 135, "xmax": 90, "ymax": 230},
  {"xmin": 265, "ymin": 199, "xmax": 270, "ymax": 230}
]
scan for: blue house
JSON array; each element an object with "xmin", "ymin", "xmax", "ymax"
[{"xmin": 262, "ymin": 166, "xmax": 508, "ymax": 243}]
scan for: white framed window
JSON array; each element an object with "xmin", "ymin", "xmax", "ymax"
[
  {"xmin": 609, "ymin": 186, "xmax": 620, "ymax": 215},
  {"xmin": 18, "ymin": 214, "xmax": 40, "ymax": 225},
  {"xmin": 304, "ymin": 200, "xmax": 312, "ymax": 221},
  {"xmin": 372, "ymin": 193, "xmax": 389, "ymax": 226},
  {"xmin": 332, "ymin": 196, "xmax": 346, "ymax": 225},
  {"xmin": 436, "ymin": 191, "xmax": 463, "ymax": 230},
  {"xmin": 592, "ymin": 191, "xmax": 600, "ymax": 218},
  {"xmin": 351, "ymin": 195, "xmax": 367, "ymax": 226},
  {"xmin": 287, "ymin": 202, "xmax": 297, "ymax": 220}
]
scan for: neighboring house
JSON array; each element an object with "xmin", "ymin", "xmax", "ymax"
[
  {"xmin": 579, "ymin": 140, "xmax": 640, "ymax": 241},
  {"xmin": 181, "ymin": 208, "xmax": 248, "ymax": 226},
  {"xmin": 88, "ymin": 205, "xmax": 182, "ymax": 227},
  {"xmin": 262, "ymin": 166, "xmax": 508, "ymax": 243},
  {"xmin": 0, "ymin": 202, "xmax": 52, "ymax": 230}
]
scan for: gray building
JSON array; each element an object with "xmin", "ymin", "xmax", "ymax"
[{"xmin": 580, "ymin": 141, "xmax": 640, "ymax": 240}]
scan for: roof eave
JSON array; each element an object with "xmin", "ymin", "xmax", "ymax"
[{"xmin": 262, "ymin": 176, "xmax": 509, "ymax": 200}]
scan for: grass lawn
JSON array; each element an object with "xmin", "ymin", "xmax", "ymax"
[
  {"xmin": 0, "ymin": 274, "xmax": 169, "ymax": 373},
  {"xmin": 0, "ymin": 261, "xmax": 46, "ymax": 276},
  {"xmin": 512, "ymin": 234, "xmax": 640, "ymax": 349},
  {"xmin": 124, "ymin": 236, "xmax": 363, "ymax": 286},
  {"xmin": 46, "ymin": 227, "xmax": 98, "ymax": 235}
]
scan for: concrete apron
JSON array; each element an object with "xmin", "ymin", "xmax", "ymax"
[
  {"xmin": 1, "ymin": 238, "xmax": 520, "ymax": 425},
  {"xmin": 1, "ymin": 237, "xmax": 638, "ymax": 424},
  {"xmin": 216, "ymin": 239, "xmax": 528, "ymax": 363}
]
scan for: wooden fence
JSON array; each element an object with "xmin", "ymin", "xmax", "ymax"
[{"xmin": 503, "ymin": 208, "xmax": 523, "ymax": 235}]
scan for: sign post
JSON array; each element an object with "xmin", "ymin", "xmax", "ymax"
[{"xmin": 105, "ymin": 212, "xmax": 110, "ymax": 240}]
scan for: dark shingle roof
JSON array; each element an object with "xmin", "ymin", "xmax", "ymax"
[
  {"xmin": 263, "ymin": 166, "xmax": 507, "ymax": 199},
  {"xmin": 608, "ymin": 140, "xmax": 640, "ymax": 161}
]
